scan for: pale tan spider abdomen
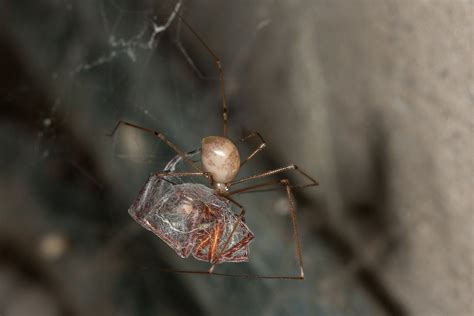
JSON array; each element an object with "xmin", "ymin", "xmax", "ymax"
[{"xmin": 201, "ymin": 136, "xmax": 240, "ymax": 184}]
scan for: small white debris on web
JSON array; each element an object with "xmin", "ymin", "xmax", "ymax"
[
  {"xmin": 38, "ymin": 232, "xmax": 68, "ymax": 261},
  {"xmin": 42, "ymin": 118, "xmax": 52, "ymax": 128},
  {"xmin": 71, "ymin": 1, "xmax": 182, "ymax": 75},
  {"xmin": 273, "ymin": 196, "xmax": 289, "ymax": 215}
]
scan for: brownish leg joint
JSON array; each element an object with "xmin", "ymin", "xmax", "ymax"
[
  {"xmin": 107, "ymin": 120, "xmax": 202, "ymax": 172},
  {"xmin": 239, "ymin": 131, "xmax": 267, "ymax": 167}
]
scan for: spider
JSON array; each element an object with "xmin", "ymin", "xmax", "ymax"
[{"xmin": 109, "ymin": 15, "xmax": 318, "ymax": 279}]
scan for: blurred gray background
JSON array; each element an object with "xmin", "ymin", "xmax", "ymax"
[{"xmin": 0, "ymin": 0, "xmax": 472, "ymax": 315}]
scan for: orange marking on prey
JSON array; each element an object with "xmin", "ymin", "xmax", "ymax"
[
  {"xmin": 196, "ymin": 235, "xmax": 211, "ymax": 253},
  {"xmin": 209, "ymin": 223, "xmax": 223, "ymax": 262}
]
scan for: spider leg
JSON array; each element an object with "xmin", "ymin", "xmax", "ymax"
[
  {"xmin": 228, "ymin": 164, "xmax": 319, "ymax": 189},
  {"xmin": 158, "ymin": 269, "xmax": 303, "ymax": 280},
  {"xmin": 239, "ymin": 131, "xmax": 266, "ymax": 167},
  {"xmin": 229, "ymin": 178, "xmax": 305, "ymax": 278},
  {"xmin": 176, "ymin": 15, "xmax": 229, "ymax": 137},
  {"xmin": 227, "ymin": 179, "xmax": 282, "ymax": 195},
  {"xmin": 153, "ymin": 171, "xmax": 214, "ymax": 186},
  {"xmin": 107, "ymin": 120, "xmax": 202, "ymax": 172},
  {"xmin": 282, "ymin": 179, "xmax": 305, "ymax": 279}
]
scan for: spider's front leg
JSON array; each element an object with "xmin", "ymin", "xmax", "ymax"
[
  {"xmin": 228, "ymin": 164, "xmax": 319, "ymax": 192},
  {"xmin": 176, "ymin": 15, "xmax": 229, "ymax": 137},
  {"xmin": 154, "ymin": 171, "xmax": 214, "ymax": 187},
  {"xmin": 239, "ymin": 131, "xmax": 266, "ymax": 167},
  {"xmin": 108, "ymin": 120, "xmax": 202, "ymax": 172}
]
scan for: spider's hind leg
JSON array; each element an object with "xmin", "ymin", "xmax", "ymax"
[{"xmin": 228, "ymin": 178, "xmax": 308, "ymax": 279}]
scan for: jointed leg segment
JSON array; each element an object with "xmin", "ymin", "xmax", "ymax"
[
  {"xmin": 108, "ymin": 120, "xmax": 202, "ymax": 172},
  {"xmin": 239, "ymin": 131, "xmax": 267, "ymax": 167},
  {"xmin": 176, "ymin": 15, "xmax": 229, "ymax": 137},
  {"xmin": 230, "ymin": 178, "xmax": 305, "ymax": 278},
  {"xmin": 229, "ymin": 164, "xmax": 319, "ymax": 190}
]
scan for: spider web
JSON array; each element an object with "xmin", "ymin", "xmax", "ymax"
[
  {"xmin": 0, "ymin": 1, "xmax": 225, "ymax": 314},
  {"xmin": 71, "ymin": 1, "xmax": 182, "ymax": 75}
]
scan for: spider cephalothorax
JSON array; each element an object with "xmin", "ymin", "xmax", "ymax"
[{"xmin": 201, "ymin": 136, "xmax": 240, "ymax": 191}]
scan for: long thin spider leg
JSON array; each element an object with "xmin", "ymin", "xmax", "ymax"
[
  {"xmin": 176, "ymin": 14, "xmax": 229, "ymax": 137},
  {"xmin": 228, "ymin": 178, "xmax": 315, "ymax": 195},
  {"xmin": 154, "ymin": 171, "xmax": 209, "ymax": 177},
  {"xmin": 282, "ymin": 179, "xmax": 305, "ymax": 278},
  {"xmin": 228, "ymin": 164, "xmax": 319, "ymax": 188},
  {"xmin": 227, "ymin": 179, "xmax": 282, "ymax": 196},
  {"xmin": 153, "ymin": 171, "xmax": 214, "ymax": 185},
  {"xmin": 229, "ymin": 179, "xmax": 304, "ymax": 278},
  {"xmin": 158, "ymin": 269, "xmax": 304, "ymax": 280},
  {"xmin": 107, "ymin": 120, "xmax": 202, "ymax": 172},
  {"xmin": 224, "ymin": 195, "xmax": 246, "ymax": 220},
  {"xmin": 239, "ymin": 131, "xmax": 266, "ymax": 167},
  {"xmin": 173, "ymin": 19, "xmax": 210, "ymax": 80}
]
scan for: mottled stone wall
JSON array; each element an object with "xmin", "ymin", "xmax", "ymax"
[{"xmin": 187, "ymin": 1, "xmax": 472, "ymax": 315}]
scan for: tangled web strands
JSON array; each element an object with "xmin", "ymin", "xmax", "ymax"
[{"xmin": 129, "ymin": 151, "xmax": 254, "ymax": 263}]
